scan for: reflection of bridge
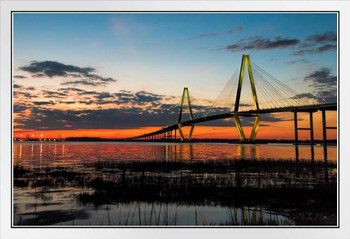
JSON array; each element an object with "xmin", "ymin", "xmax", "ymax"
[
  {"xmin": 131, "ymin": 55, "xmax": 337, "ymax": 150},
  {"xmin": 161, "ymin": 143, "xmax": 331, "ymax": 162},
  {"xmin": 162, "ymin": 144, "xmax": 259, "ymax": 162}
]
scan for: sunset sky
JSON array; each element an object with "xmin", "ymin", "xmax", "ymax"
[{"xmin": 13, "ymin": 13, "xmax": 337, "ymax": 139}]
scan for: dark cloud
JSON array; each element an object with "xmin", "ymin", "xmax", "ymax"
[
  {"xmin": 290, "ymin": 32, "xmax": 337, "ymax": 56},
  {"xmin": 306, "ymin": 31, "xmax": 337, "ymax": 43},
  {"xmin": 19, "ymin": 61, "xmax": 94, "ymax": 77},
  {"xmin": 226, "ymin": 36, "xmax": 299, "ymax": 52},
  {"xmin": 60, "ymin": 101, "xmax": 76, "ymax": 104},
  {"xmin": 13, "ymin": 84, "xmax": 36, "ymax": 91},
  {"xmin": 223, "ymin": 31, "xmax": 336, "ymax": 55},
  {"xmin": 95, "ymin": 92, "xmax": 114, "ymax": 99},
  {"xmin": 14, "ymin": 91, "xmax": 36, "ymax": 98},
  {"xmin": 42, "ymin": 90, "xmax": 67, "ymax": 98},
  {"xmin": 114, "ymin": 91, "xmax": 134, "ymax": 99},
  {"xmin": 32, "ymin": 101, "xmax": 56, "ymax": 106},
  {"xmin": 134, "ymin": 91, "xmax": 163, "ymax": 104},
  {"xmin": 305, "ymin": 68, "xmax": 337, "ymax": 86},
  {"xmin": 290, "ymin": 93, "xmax": 317, "ymax": 100},
  {"xmin": 78, "ymin": 90, "xmax": 99, "ymax": 95},
  {"xmin": 80, "ymin": 73, "xmax": 115, "ymax": 82},
  {"xmin": 304, "ymin": 68, "xmax": 337, "ymax": 103},
  {"xmin": 14, "ymin": 103, "xmax": 27, "ymax": 113},
  {"xmin": 89, "ymin": 90, "xmax": 164, "ymax": 106},
  {"xmin": 61, "ymin": 80, "xmax": 108, "ymax": 87},
  {"xmin": 291, "ymin": 44, "xmax": 336, "ymax": 56},
  {"xmin": 188, "ymin": 33, "xmax": 220, "ymax": 40},
  {"xmin": 59, "ymin": 87, "xmax": 84, "ymax": 92},
  {"xmin": 189, "ymin": 25, "xmax": 242, "ymax": 40},
  {"xmin": 287, "ymin": 59, "xmax": 310, "ymax": 64},
  {"xmin": 13, "ymin": 75, "xmax": 27, "ymax": 79},
  {"xmin": 261, "ymin": 113, "xmax": 287, "ymax": 123},
  {"xmin": 15, "ymin": 107, "xmax": 165, "ymax": 130},
  {"xmin": 78, "ymin": 100, "xmax": 95, "ymax": 105},
  {"xmin": 32, "ymin": 73, "xmax": 46, "ymax": 78},
  {"xmin": 19, "ymin": 60, "xmax": 117, "ymax": 85},
  {"xmin": 14, "ymin": 85, "xmax": 291, "ymax": 130},
  {"xmin": 226, "ymin": 26, "xmax": 243, "ymax": 34},
  {"xmin": 14, "ymin": 105, "xmax": 213, "ymax": 130}
]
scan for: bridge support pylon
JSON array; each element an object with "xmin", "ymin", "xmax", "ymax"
[
  {"xmin": 177, "ymin": 87, "xmax": 195, "ymax": 141},
  {"xmin": 233, "ymin": 54, "xmax": 261, "ymax": 141}
]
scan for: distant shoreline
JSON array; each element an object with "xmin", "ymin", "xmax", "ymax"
[{"xmin": 13, "ymin": 137, "xmax": 337, "ymax": 146}]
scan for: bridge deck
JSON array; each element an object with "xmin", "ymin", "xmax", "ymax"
[{"xmin": 131, "ymin": 103, "xmax": 337, "ymax": 139}]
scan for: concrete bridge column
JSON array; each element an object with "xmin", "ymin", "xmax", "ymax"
[
  {"xmin": 322, "ymin": 110, "xmax": 328, "ymax": 161},
  {"xmin": 294, "ymin": 111, "xmax": 298, "ymax": 146},
  {"xmin": 309, "ymin": 112, "xmax": 314, "ymax": 145},
  {"xmin": 294, "ymin": 111, "xmax": 299, "ymax": 161}
]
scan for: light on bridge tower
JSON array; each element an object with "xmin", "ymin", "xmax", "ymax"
[
  {"xmin": 233, "ymin": 54, "xmax": 261, "ymax": 141},
  {"xmin": 177, "ymin": 87, "xmax": 195, "ymax": 141}
]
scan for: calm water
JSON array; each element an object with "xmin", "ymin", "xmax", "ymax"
[
  {"xmin": 13, "ymin": 142, "xmax": 337, "ymax": 226},
  {"xmin": 13, "ymin": 141, "xmax": 336, "ymax": 167}
]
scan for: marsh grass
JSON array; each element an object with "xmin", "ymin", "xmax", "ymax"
[{"xmin": 13, "ymin": 158, "xmax": 337, "ymax": 225}]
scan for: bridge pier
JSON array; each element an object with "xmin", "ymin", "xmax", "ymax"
[
  {"xmin": 309, "ymin": 112, "xmax": 315, "ymax": 161},
  {"xmin": 293, "ymin": 112, "xmax": 299, "ymax": 161},
  {"xmin": 294, "ymin": 111, "xmax": 315, "ymax": 161},
  {"xmin": 294, "ymin": 112, "xmax": 298, "ymax": 146},
  {"xmin": 293, "ymin": 110, "xmax": 335, "ymax": 162},
  {"xmin": 294, "ymin": 111, "xmax": 316, "ymax": 145},
  {"xmin": 322, "ymin": 110, "xmax": 328, "ymax": 161},
  {"xmin": 309, "ymin": 112, "xmax": 314, "ymax": 146}
]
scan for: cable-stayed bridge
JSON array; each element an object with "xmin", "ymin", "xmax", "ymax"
[{"xmin": 130, "ymin": 55, "xmax": 337, "ymax": 146}]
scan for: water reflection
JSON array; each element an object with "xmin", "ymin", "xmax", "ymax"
[
  {"xmin": 163, "ymin": 144, "xmax": 261, "ymax": 162},
  {"xmin": 13, "ymin": 141, "xmax": 337, "ymax": 226},
  {"xmin": 39, "ymin": 142, "xmax": 43, "ymax": 163},
  {"xmin": 13, "ymin": 157, "xmax": 336, "ymax": 226},
  {"xmin": 18, "ymin": 144, "xmax": 22, "ymax": 164},
  {"xmin": 295, "ymin": 144, "xmax": 323, "ymax": 162},
  {"xmin": 14, "ymin": 198, "xmax": 294, "ymax": 226},
  {"xmin": 13, "ymin": 142, "xmax": 336, "ymax": 168}
]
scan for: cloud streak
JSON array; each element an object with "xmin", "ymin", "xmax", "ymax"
[
  {"xmin": 225, "ymin": 36, "xmax": 300, "ymax": 52},
  {"xmin": 188, "ymin": 33, "xmax": 220, "ymax": 40},
  {"xmin": 13, "ymin": 75, "xmax": 27, "ymax": 79},
  {"xmin": 290, "ymin": 93, "xmax": 317, "ymax": 100},
  {"xmin": 32, "ymin": 101, "xmax": 56, "ymax": 106},
  {"xmin": 291, "ymin": 44, "xmax": 336, "ymax": 56},
  {"xmin": 219, "ymin": 31, "xmax": 336, "ymax": 55},
  {"xmin": 306, "ymin": 31, "xmax": 337, "ymax": 44},
  {"xmin": 61, "ymin": 80, "xmax": 109, "ymax": 87},
  {"xmin": 188, "ymin": 25, "xmax": 243, "ymax": 40},
  {"xmin": 290, "ymin": 31, "xmax": 337, "ymax": 56},
  {"xmin": 226, "ymin": 26, "xmax": 243, "ymax": 34},
  {"xmin": 287, "ymin": 59, "xmax": 310, "ymax": 64}
]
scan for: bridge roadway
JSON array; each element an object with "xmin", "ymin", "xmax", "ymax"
[{"xmin": 131, "ymin": 103, "xmax": 337, "ymax": 139}]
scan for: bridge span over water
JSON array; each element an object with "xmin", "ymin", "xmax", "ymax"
[{"xmin": 130, "ymin": 55, "xmax": 337, "ymax": 150}]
